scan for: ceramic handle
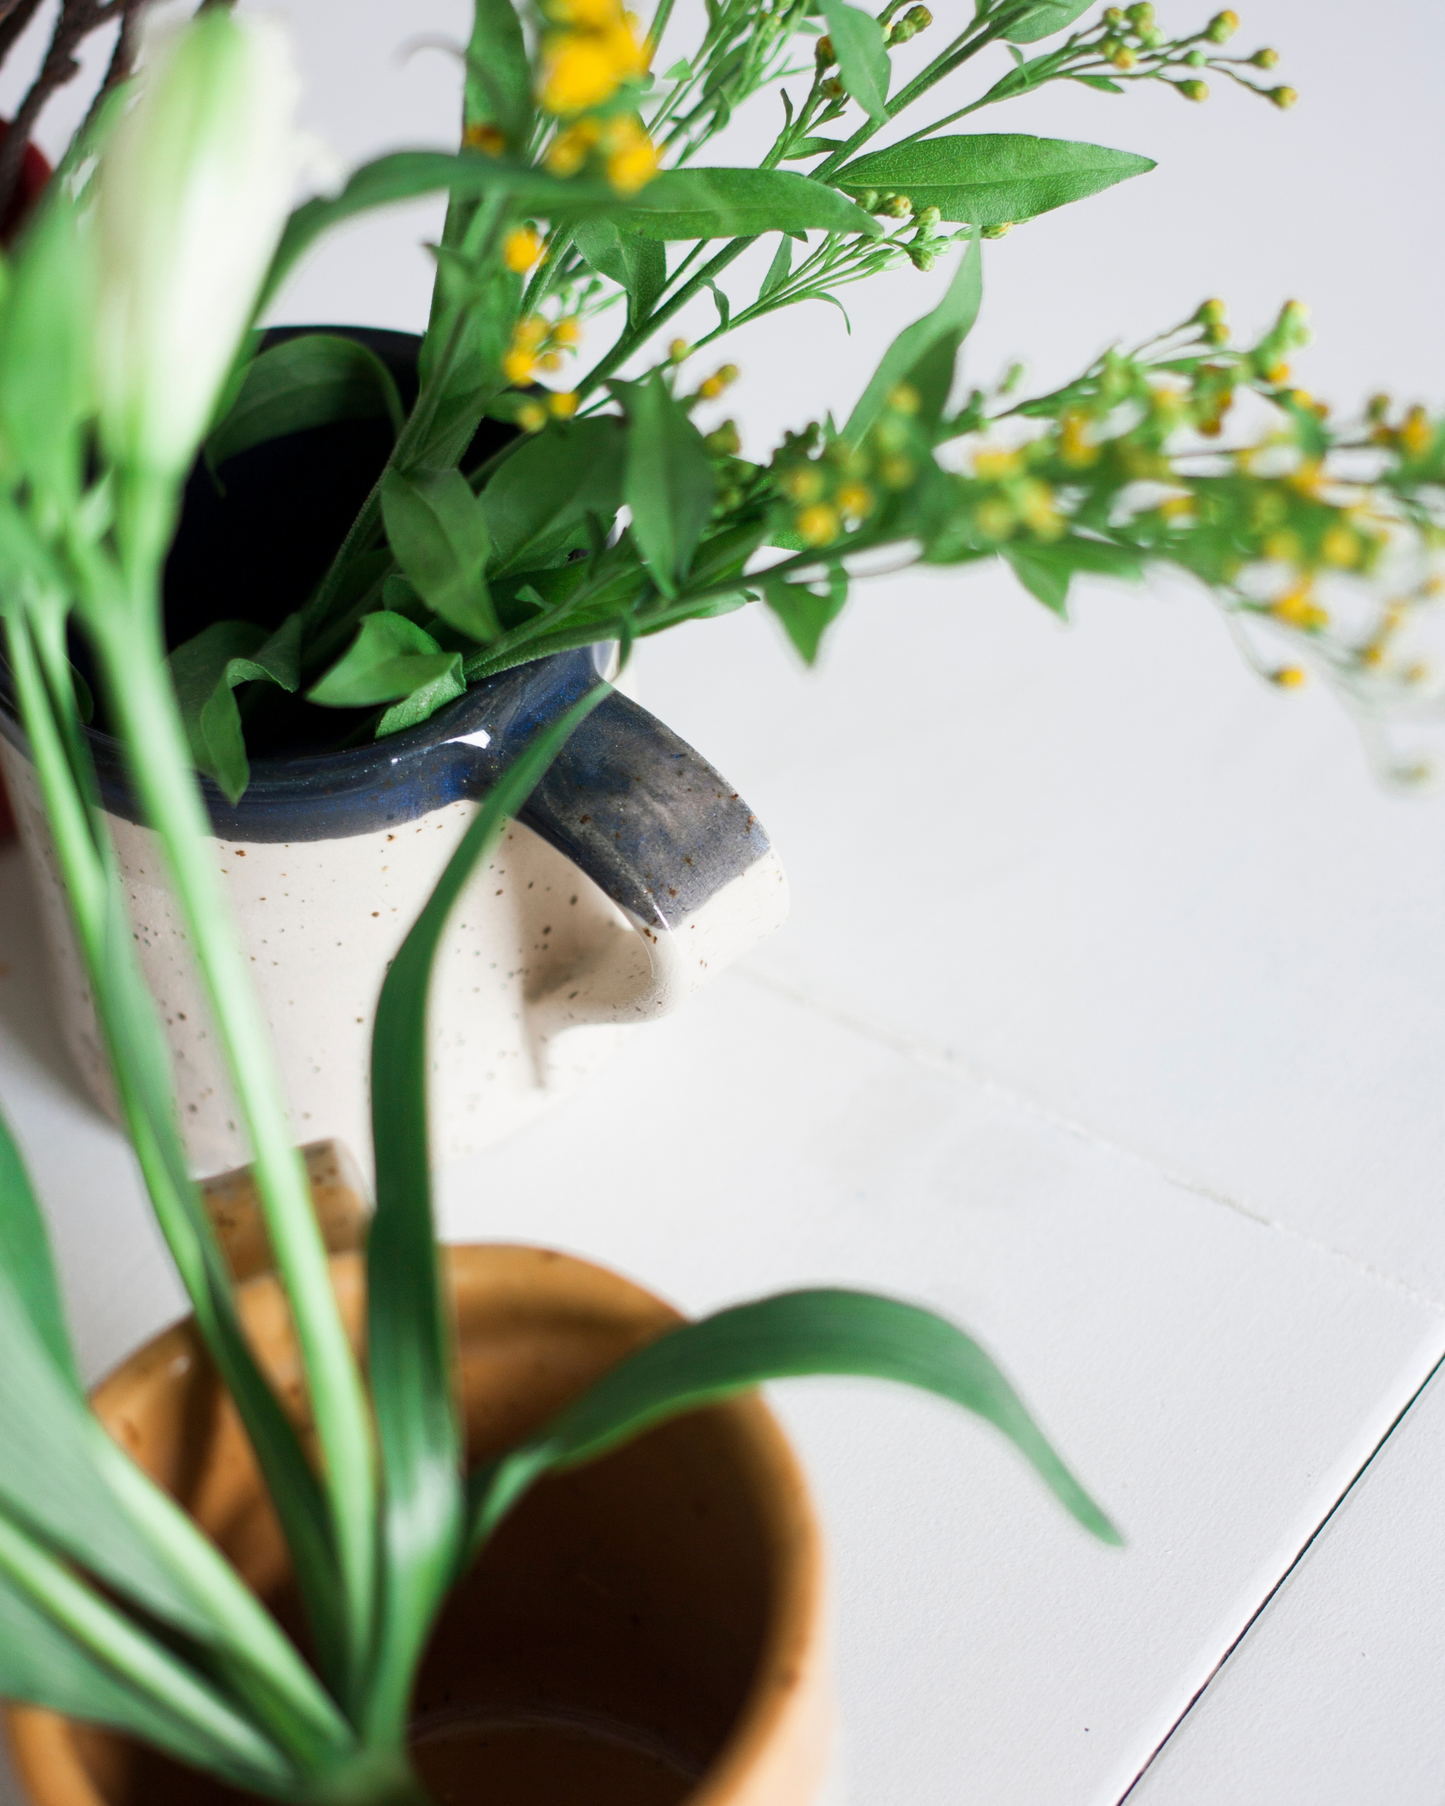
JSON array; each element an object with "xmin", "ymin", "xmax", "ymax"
[{"xmin": 517, "ymin": 690, "xmax": 789, "ymax": 1032}]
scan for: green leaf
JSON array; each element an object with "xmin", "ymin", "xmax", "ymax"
[
  {"xmin": 835, "ymin": 134, "xmax": 1155, "ymax": 227},
  {"xmin": 381, "ymin": 467, "xmax": 501, "ymax": 642},
  {"xmin": 479, "ymin": 417, "xmax": 626, "ymax": 575},
  {"xmin": 1001, "ymin": 535, "xmax": 1144, "ymax": 617},
  {"xmin": 1003, "ymin": 0, "xmax": 1096, "ymax": 43},
  {"xmin": 364, "ymin": 683, "xmax": 608, "ymax": 1739},
  {"xmin": 0, "ymin": 1566, "xmax": 266, "ymax": 1783},
  {"xmin": 625, "ymin": 168, "xmax": 883, "ymax": 240},
  {"xmin": 572, "ymin": 219, "xmax": 666, "ymax": 333},
  {"xmin": 0, "ymin": 1513, "xmax": 292, "ymax": 1791},
  {"xmin": 820, "ymin": 0, "xmax": 891, "ymax": 125},
  {"xmin": 782, "ymin": 136, "xmax": 849, "ymax": 159},
  {"xmin": 761, "ymin": 567, "xmax": 848, "ymax": 664},
  {"xmin": 464, "ymin": 0, "xmax": 533, "ymax": 147},
  {"xmin": 705, "ymin": 277, "xmax": 731, "ymax": 330},
  {"xmin": 264, "ymin": 154, "xmax": 623, "ymax": 310},
  {"xmin": 467, "ymin": 1288, "xmax": 1120, "ymax": 1555},
  {"xmin": 306, "ymin": 612, "xmax": 465, "ymax": 709},
  {"xmin": 206, "ymin": 335, "xmax": 405, "ymax": 469},
  {"xmin": 0, "ymin": 1100, "xmax": 77, "ymax": 1387},
  {"xmin": 622, "ymin": 372, "xmax": 717, "ymax": 596},
  {"xmin": 376, "ymin": 665, "xmax": 469, "ymax": 737},
  {"xmin": 168, "ymin": 617, "xmax": 302, "ymax": 804},
  {"xmin": 760, "ymin": 234, "xmax": 793, "ymax": 300},
  {"xmin": 845, "ymin": 229, "xmax": 982, "ymax": 444}
]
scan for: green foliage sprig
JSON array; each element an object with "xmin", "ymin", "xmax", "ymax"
[{"xmin": 150, "ymin": 0, "xmax": 1329, "ymax": 803}]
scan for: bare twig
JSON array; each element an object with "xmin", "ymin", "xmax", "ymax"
[{"xmin": 0, "ymin": 0, "xmax": 158, "ymax": 221}]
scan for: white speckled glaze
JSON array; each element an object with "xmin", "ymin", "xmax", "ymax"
[{"xmin": 0, "ymin": 742, "xmax": 789, "ymax": 1176}]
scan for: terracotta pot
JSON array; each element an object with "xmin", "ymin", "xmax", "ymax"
[{"xmin": 3, "ymin": 1244, "xmax": 832, "ymax": 1806}]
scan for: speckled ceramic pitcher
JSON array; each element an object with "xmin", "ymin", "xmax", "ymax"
[{"xmin": 0, "ymin": 648, "xmax": 787, "ymax": 1174}]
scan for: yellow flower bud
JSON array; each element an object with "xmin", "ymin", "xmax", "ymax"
[
  {"xmin": 603, "ymin": 114, "xmax": 657, "ymax": 194},
  {"xmin": 1272, "ymin": 586, "xmax": 1327, "ymax": 629},
  {"xmin": 668, "ymin": 338, "xmax": 689, "ymax": 361},
  {"xmin": 1401, "ymin": 406, "xmax": 1432, "ymax": 457},
  {"xmin": 781, "ymin": 466, "xmax": 825, "ymax": 503},
  {"xmin": 516, "ymin": 400, "xmax": 548, "ymax": 432},
  {"xmin": 544, "ymin": 118, "xmax": 601, "ymax": 175},
  {"xmin": 503, "ymin": 350, "xmax": 536, "ymax": 385},
  {"xmin": 973, "ymin": 448, "xmax": 1021, "ymax": 480},
  {"xmin": 879, "ymin": 455, "xmax": 916, "ymax": 490},
  {"xmin": 1267, "ymin": 85, "xmax": 1298, "ymax": 109},
  {"xmin": 541, "ymin": 34, "xmax": 624, "ymax": 114},
  {"xmin": 1177, "ymin": 79, "xmax": 1210, "ymax": 102},
  {"xmin": 550, "ymin": 390, "xmax": 579, "ymax": 418},
  {"xmin": 503, "ymin": 226, "xmax": 545, "ymax": 273},
  {"xmin": 463, "ymin": 122, "xmax": 507, "ymax": 155},
  {"xmin": 1272, "ymin": 665, "xmax": 1306, "ymax": 688},
  {"xmin": 1320, "ymin": 524, "xmax": 1358, "ymax": 568},
  {"xmin": 795, "ymin": 503, "xmax": 840, "ymax": 546},
  {"xmin": 886, "ymin": 382, "xmax": 921, "ymax": 415},
  {"xmin": 976, "ymin": 497, "xmax": 1014, "ymax": 539},
  {"xmin": 836, "ymin": 482, "xmax": 875, "ymax": 519}
]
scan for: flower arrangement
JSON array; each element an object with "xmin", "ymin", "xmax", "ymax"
[{"xmin": 0, "ymin": 0, "xmax": 1438, "ymax": 1801}]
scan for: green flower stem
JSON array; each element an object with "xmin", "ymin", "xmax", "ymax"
[
  {"xmin": 6, "ymin": 610, "xmax": 352, "ymax": 1703},
  {"xmin": 0, "ymin": 1510, "xmax": 294, "ymax": 1790},
  {"xmin": 82, "ymin": 482, "xmax": 379, "ymax": 1698},
  {"xmin": 304, "ymin": 1750, "xmax": 436, "ymax": 1806},
  {"xmin": 811, "ymin": 6, "xmax": 1028, "ymax": 182},
  {"xmin": 301, "ymin": 198, "xmax": 512, "ymax": 661},
  {"xmin": 581, "ymin": 235, "xmax": 757, "ymax": 396}
]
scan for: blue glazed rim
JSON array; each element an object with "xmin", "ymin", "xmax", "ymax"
[{"xmin": 0, "ymin": 643, "xmax": 611, "ymax": 842}]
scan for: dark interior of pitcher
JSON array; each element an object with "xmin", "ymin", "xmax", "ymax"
[{"xmin": 87, "ymin": 327, "xmax": 511, "ymax": 758}]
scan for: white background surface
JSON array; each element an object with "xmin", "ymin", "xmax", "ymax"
[{"xmin": 2, "ymin": 1, "xmax": 1445, "ymax": 1801}]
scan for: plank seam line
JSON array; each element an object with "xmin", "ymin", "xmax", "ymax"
[
  {"xmin": 1114, "ymin": 1337, "xmax": 1445, "ymax": 1802},
  {"xmin": 730, "ymin": 961, "xmax": 1445, "ymax": 1317}
]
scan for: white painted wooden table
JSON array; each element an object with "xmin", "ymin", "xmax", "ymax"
[{"xmin": 2, "ymin": 1, "xmax": 1444, "ymax": 1801}]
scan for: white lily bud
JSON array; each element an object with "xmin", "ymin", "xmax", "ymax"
[{"xmin": 92, "ymin": 9, "xmax": 304, "ymax": 477}]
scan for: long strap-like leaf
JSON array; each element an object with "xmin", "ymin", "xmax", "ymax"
[
  {"xmin": 362, "ymin": 681, "xmax": 610, "ymax": 1743},
  {"xmin": 0, "ymin": 1077, "xmax": 78, "ymax": 1388},
  {"xmin": 0, "ymin": 1508, "xmax": 294, "ymax": 1793},
  {"xmin": 466, "ymin": 1288, "xmax": 1121, "ymax": 1557}
]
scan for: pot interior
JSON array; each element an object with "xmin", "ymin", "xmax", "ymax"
[{"xmin": 37, "ymin": 1248, "xmax": 797, "ymax": 1806}]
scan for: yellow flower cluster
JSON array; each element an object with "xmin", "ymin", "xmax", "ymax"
[
  {"xmin": 503, "ymin": 312, "xmax": 582, "ymax": 386},
  {"xmin": 516, "ymin": 391, "xmax": 580, "ymax": 433},
  {"xmin": 539, "ymin": 0, "xmax": 650, "ymax": 116},
  {"xmin": 969, "ymin": 439, "xmax": 1064, "ymax": 542},
  {"xmin": 772, "ymin": 387, "xmax": 940, "ymax": 548},
  {"xmin": 545, "ymin": 111, "xmax": 657, "ymax": 193}
]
